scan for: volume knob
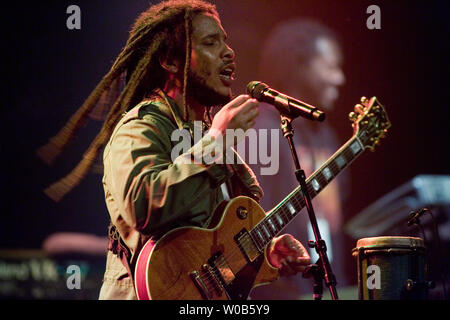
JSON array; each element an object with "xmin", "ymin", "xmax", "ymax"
[{"xmin": 237, "ymin": 206, "xmax": 248, "ymax": 219}]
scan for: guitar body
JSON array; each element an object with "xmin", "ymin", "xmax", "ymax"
[{"xmin": 134, "ymin": 196, "xmax": 279, "ymax": 300}]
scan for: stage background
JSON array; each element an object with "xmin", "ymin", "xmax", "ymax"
[{"xmin": 1, "ymin": 0, "xmax": 449, "ymax": 298}]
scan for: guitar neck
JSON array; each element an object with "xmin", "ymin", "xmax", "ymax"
[{"xmin": 249, "ymin": 135, "xmax": 365, "ymax": 251}]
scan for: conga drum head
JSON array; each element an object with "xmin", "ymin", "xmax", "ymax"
[{"xmin": 355, "ymin": 236, "xmax": 424, "ymax": 251}]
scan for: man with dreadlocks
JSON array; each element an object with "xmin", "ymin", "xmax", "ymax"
[{"xmin": 39, "ymin": 0, "xmax": 311, "ymax": 300}]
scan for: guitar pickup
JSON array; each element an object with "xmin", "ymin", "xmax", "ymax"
[
  {"xmin": 209, "ymin": 253, "xmax": 235, "ymax": 285},
  {"xmin": 235, "ymin": 229, "xmax": 260, "ymax": 263},
  {"xmin": 202, "ymin": 264, "xmax": 224, "ymax": 296}
]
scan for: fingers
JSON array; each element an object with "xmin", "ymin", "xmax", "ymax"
[
  {"xmin": 270, "ymin": 235, "xmax": 311, "ymax": 277},
  {"xmin": 246, "ymin": 119, "xmax": 256, "ymax": 128},
  {"xmin": 286, "ymin": 254, "xmax": 311, "ymax": 268},
  {"xmin": 243, "ymin": 111, "xmax": 258, "ymax": 129},
  {"xmin": 233, "ymin": 98, "xmax": 259, "ymax": 130},
  {"xmin": 275, "ymin": 234, "xmax": 305, "ymax": 256},
  {"xmin": 278, "ymin": 255, "xmax": 311, "ymax": 277},
  {"xmin": 215, "ymin": 95, "xmax": 259, "ymax": 133},
  {"xmin": 291, "ymin": 255, "xmax": 311, "ymax": 272},
  {"xmin": 279, "ymin": 258, "xmax": 297, "ymax": 277},
  {"xmin": 228, "ymin": 94, "xmax": 258, "ymax": 115},
  {"xmin": 225, "ymin": 94, "xmax": 253, "ymax": 109},
  {"xmin": 233, "ymin": 97, "xmax": 258, "ymax": 123},
  {"xmin": 279, "ymin": 256, "xmax": 310, "ymax": 276},
  {"xmin": 235, "ymin": 97, "xmax": 258, "ymax": 113}
]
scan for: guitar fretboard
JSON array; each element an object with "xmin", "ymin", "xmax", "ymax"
[{"xmin": 249, "ymin": 136, "xmax": 365, "ymax": 252}]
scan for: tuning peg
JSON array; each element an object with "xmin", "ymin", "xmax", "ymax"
[
  {"xmin": 376, "ymin": 130, "xmax": 384, "ymax": 138},
  {"xmin": 361, "ymin": 96, "xmax": 368, "ymax": 104},
  {"xmin": 354, "ymin": 104, "xmax": 365, "ymax": 114},
  {"xmin": 349, "ymin": 111, "xmax": 358, "ymax": 122}
]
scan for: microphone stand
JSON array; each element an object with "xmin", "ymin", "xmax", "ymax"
[{"xmin": 280, "ymin": 115, "xmax": 339, "ymax": 300}]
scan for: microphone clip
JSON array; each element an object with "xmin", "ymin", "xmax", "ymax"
[{"xmin": 407, "ymin": 208, "xmax": 429, "ymax": 227}]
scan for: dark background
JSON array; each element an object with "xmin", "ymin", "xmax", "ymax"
[{"xmin": 2, "ymin": 0, "xmax": 449, "ymax": 285}]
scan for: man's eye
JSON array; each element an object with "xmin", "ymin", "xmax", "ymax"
[{"xmin": 203, "ymin": 40, "xmax": 216, "ymax": 46}]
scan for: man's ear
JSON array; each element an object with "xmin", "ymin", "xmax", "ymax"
[{"xmin": 159, "ymin": 55, "xmax": 181, "ymax": 74}]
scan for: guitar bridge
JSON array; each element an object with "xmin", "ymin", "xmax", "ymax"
[
  {"xmin": 189, "ymin": 262, "xmax": 226, "ymax": 299},
  {"xmin": 189, "ymin": 270, "xmax": 213, "ymax": 300}
]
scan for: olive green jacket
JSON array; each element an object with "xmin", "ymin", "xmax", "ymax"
[{"xmin": 99, "ymin": 89, "xmax": 263, "ymax": 300}]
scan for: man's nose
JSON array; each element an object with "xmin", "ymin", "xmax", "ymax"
[{"xmin": 222, "ymin": 43, "xmax": 235, "ymax": 60}]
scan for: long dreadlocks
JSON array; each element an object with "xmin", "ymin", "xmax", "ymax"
[{"xmin": 38, "ymin": 0, "xmax": 218, "ymax": 202}]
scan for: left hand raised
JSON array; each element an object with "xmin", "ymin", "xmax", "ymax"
[{"xmin": 267, "ymin": 234, "xmax": 311, "ymax": 277}]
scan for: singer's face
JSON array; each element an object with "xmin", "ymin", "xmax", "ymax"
[{"xmin": 187, "ymin": 14, "xmax": 236, "ymax": 106}]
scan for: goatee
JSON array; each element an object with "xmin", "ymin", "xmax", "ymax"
[{"xmin": 187, "ymin": 73, "xmax": 232, "ymax": 107}]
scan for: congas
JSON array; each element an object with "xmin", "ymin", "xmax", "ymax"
[{"xmin": 352, "ymin": 236, "xmax": 428, "ymax": 300}]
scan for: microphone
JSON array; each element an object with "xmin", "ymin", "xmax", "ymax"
[{"xmin": 246, "ymin": 81, "xmax": 326, "ymax": 121}]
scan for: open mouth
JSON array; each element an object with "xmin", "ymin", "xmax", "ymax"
[{"xmin": 219, "ymin": 65, "xmax": 236, "ymax": 86}]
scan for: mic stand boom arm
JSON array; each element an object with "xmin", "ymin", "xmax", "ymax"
[{"xmin": 280, "ymin": 115, "xmax": 339, "ymax": 300}]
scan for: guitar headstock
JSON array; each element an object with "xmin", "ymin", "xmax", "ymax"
[{"xmin": 349, "ymin": 97, "xmax": 391, "ymax": 151}]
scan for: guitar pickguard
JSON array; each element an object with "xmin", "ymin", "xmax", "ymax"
[
  {"xmin": 223, "ymin": 254, "xmax": 265, "ymax": 300},
  {"xmin": 206, "ymin": 247, "xmax": 266, "ymax": 300}
]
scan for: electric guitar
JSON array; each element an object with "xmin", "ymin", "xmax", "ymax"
[{"xmin": 134, "ymin": 96, "xmax": 391, "ymax": 300}]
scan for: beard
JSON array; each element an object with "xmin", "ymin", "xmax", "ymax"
[{"xmin": 187, "ymin": 72, "xmax": 232, "ymax": 107}]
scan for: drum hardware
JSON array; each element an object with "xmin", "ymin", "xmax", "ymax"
[
  {"xmin": 406, "ymin": 207, "xmax": 448, "ymax": 299},
  {"xmin": 405, "ymin": 279, "xmax": 435, "ymax": 292},
  {"xmin": 407, "ymin": 208, "xmax": 430, "ymax": 227}
]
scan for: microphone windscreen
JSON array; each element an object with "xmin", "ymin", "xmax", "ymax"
[{"xmin": 246, "ymin": 81, "xmax": 268, "ymax": 100}]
